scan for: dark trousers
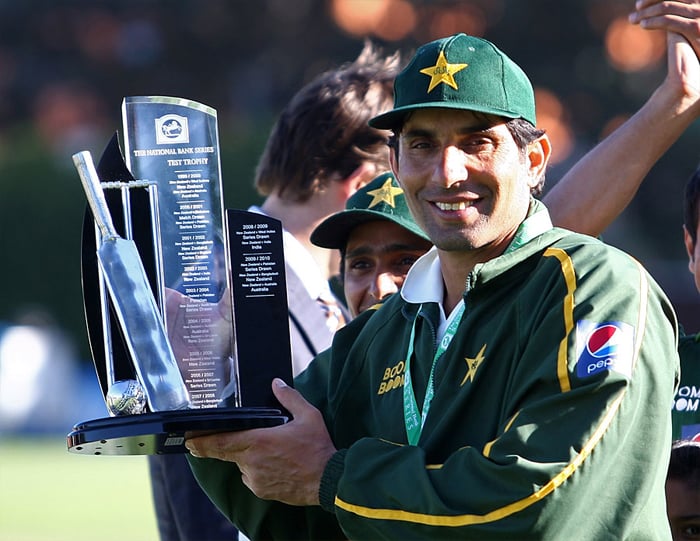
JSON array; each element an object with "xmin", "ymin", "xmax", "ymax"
[{"xmin": 148, "ymin": 453, "xmax": 239, "ymax": 541}]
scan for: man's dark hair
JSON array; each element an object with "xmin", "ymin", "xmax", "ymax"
[
  {"xmin": 505, "ymin": 118, "xmax": 547, "ymax": 195},
  {"xmin": 667, "ymin": 440, "xmax": 700, "ymax": 489},
  {"xmin": 683, "ymin": 165, "xmax": 700, "ymax": 245},
  {"xmin": 255, "ymin": 42, "xmax": 402, "ymax": 203}
]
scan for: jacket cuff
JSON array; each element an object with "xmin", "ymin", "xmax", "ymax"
[{"xmin": 319, "ymin": 449, "xmax": 347, "ymax": 512}]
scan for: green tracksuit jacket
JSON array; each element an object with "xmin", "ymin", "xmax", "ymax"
[
  {"xmin": 189, "ymin": 206, "xmax": 679, "ymax": 540},
  {"xmin": 672, "ymin": 331, "xmax": 700, "ymax": 439}
]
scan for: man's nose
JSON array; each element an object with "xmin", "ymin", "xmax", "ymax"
[
  {"xmin": 436, "ymin": 145, "xmax": 468, "ymax": 187},
  {"xmin": 371, "ymin": 272, "xmax": 400, "ymax": 300}
]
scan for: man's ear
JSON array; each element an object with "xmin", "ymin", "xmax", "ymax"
[
  {"xmin": 340, "ymin": 161, "xmax": 378, "ymax": 200},
  {"xmin": 526, "ymin": 134, "xmax": 551, "ymax": 189},
  {"xmin": 684, "ymin": 224, "xmax": 696, "ymax": 271}
]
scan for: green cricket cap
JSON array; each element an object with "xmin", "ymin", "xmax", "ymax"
[
  {"xmin": 311, "ymin": 171, "xmax": 429, "ymax": 250},
  {"xmin": 369, "ymin": 33, "xmax": 536, "ymax": 130}
]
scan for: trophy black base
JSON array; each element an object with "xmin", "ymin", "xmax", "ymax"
[{"xmin": 67, "ymin": 407, "xmax": 288, "ymax": 456}]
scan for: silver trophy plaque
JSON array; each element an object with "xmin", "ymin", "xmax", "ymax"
[{"xmin": 122, "ymin": 96, "xmax": 232, "ymax": 409}]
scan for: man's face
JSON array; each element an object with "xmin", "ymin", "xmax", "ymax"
[
  {"xmin": 666, "ymin": 478, "xmax": 700, "ymax": 540},
  {"xmin": 343, "ymin": 220, "xmax": 432, "ymax": 317},
  {"xmin": 684, "ymin": 223, "xmax": 700, "ymax": 294},
  {"xmin": 390, "ymin": 109, "xmax": 544, "ymax": 255}
]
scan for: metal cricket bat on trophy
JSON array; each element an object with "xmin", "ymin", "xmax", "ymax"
[
  {"xmin": 73, "ymin": 150, "xmax": 191, "ymax": 413},
  {"xmin": 67, "ymin": 97, "xmax": 292, "ymax": 456}
]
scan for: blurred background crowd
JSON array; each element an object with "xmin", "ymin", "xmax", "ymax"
[{"xmin": 0, "ymin": 0, "xmax": 698, "ymax": 434}]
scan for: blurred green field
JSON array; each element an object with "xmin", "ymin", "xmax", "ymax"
[{"xmin": 0, "ymin": 435, "xmax": 159, "ymax": 541}]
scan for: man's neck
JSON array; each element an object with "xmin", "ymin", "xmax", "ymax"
[
  {"xmin": 437, "ymin": 241, "xmax": 511, "ymax": 314},
  {"xmin": 438, "ymin": 252, "xmax": 476, "ymax": 315}
]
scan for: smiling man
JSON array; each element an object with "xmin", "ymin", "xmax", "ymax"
[
  {"xmin": 186, "ymin": 33, "xmax": 679, "ymax": 540},
  {"xmin": 386, "ymin": 108, "xmax": 548, "ymax": 313},
  {"xmin": 310, "ymin": 171, "xmax": 432, "ymax": 317}
]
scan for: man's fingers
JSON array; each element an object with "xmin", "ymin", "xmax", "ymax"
[
  {"xmin": 185, "ymin": 380, "xmax": 309, "ymax": 460},
  {"xmin": 271, "ymin": 378, "xmax": 312, "ymax": 419},
  {"xmin": 634, "ymin": 0, "xmax": 695, "ymax": 10},
  {"xmin": 186, "ymin": 430, "xmax": 249, "ymax": 460},
  {"xmin": 630, "ymin": 0, "xmax": 700, "ymax": 33}
]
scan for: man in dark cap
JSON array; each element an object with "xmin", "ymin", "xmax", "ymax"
[
  {"xmin": 185, "ymin": 32, "xmax": 679, "ymax": 540},
  {"xmin": 310, "ymin": 171, "xmax": 431, "ymax": 318}
]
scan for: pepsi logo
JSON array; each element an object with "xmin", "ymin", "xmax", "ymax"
[
  {"xmin": 586, "ymin": 324, "xmax": 622, "ymax": 359},
  {"xmin": 576, "ymin": 320, "xmax": 634, "ymax": 380}
]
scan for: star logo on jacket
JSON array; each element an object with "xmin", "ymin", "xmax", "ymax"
[
  {"xmin": 575, "ymin": 321, "xmax": 634, "ymax": 379},
  {"xmin": 461, "ymin": 344, "xmax": 486, "ymax": 386},
  {"xmin": 419, "ymin": 50, "xmax": 468, "ymax": 93},
  {"xmin": 366, "ymin": 178, "xmax": 404, "ymax": 208}
]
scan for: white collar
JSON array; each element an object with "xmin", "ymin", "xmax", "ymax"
[
  {"xmin": 400, "ymin": 247, "xmax": 467, "ymax": 338},
  {"xmin": 401, "ymin": 246, "xmax": 444, "ymax": 305}
]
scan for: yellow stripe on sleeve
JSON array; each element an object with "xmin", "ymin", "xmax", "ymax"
[
  {"xmin": 335, "ymin": 392, "xmax": 626, "ymax": 526},
  {"xmin": 543, "ymin": 248, "xmax": 575, "ymax": 393}
]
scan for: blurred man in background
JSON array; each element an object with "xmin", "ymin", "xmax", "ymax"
[{"xmin": 248, "ymin": 42, "xmax": 401, "ymax": 373}]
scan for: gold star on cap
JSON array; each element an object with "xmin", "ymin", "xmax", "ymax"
[
  {"xmin": 460, "ymin": 344, "xmax": 486, "ymax": 386},
  {"xmin": 419, "ymin": 50, "xmax": 468, "ymax": 93},
  {"xmin": 366, "ymin": 178, "xmax": 404, "ymax": 208}
]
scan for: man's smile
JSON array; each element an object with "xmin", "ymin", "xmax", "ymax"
[{"xmin": 434, "ymin": 200, "xmax": 476, "ymax": 211}]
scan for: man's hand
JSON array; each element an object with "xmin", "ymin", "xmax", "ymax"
[
  {"xmin": 186, "ymin": 378, "xmax": 337, "ymax": 506},
  {"xmin": 630, "ymin": 0, "xmax": 700, "ymax": 111},
  {"xmin": 631, "ymin": 0, "xmax": 700, "ymax": 55}
]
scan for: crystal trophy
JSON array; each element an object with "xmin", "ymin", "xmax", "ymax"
[{"xmin": 67, "ymin": 97, "xmax": 293, "ymax": 455}]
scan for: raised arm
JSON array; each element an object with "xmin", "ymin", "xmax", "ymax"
[{"xmin": 545, "ymin": 1, "xmax": 700, "ymax": 236}]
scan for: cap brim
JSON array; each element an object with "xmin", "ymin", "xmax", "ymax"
[
  {"xmin": 369, "ymin": 101, "xmax": 522, "ymax": 130},
  {"xmin": 311, "ymin": 209, "xmax": 429, "ymax": 249}
]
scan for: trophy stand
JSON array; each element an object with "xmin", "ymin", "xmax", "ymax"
[
  {"xmin": 67, "ymin": 98, "xmax": 293, "ymax": 456},
  {"xmin": 66, "ymin": 408, "xmax": 288, "ymax": 455}
]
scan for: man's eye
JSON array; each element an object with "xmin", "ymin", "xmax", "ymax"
[
  {"xmin": 348, "ymin": 259, "xmax": 372, "ymax": 271},
  {"xmin": 462, "ymin": 138, "xmax": 494, "ymax": 150},
  {"xmin": 408, "ymin": 140, "xmax": 432, "ymax": 150},
  {"xmin": 682, "ymin": 524, "xmax": 700, "ymax": 537},
  {"xmin": 397, "ymin": 256, "xmax": 419, "ymax": 267}
]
